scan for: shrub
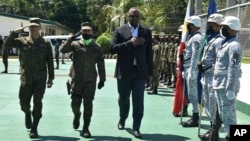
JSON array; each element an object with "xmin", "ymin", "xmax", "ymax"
[{"xmin": 96, "ymin": 34, "xmax": 111, "ymax": 54}]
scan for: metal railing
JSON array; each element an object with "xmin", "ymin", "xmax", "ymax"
[{"xmin": 198, "ymin": 2, "xmax": 250, "ymax": 57}]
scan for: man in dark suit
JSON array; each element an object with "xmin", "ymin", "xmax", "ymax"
[{"xmin": 110, "ymin": 7, "xmax": 153, "ymax": 139}]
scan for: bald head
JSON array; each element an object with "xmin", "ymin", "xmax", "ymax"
[{"xmin": 128, "ymin": 7, "xmax": 140, "ymax": 28}]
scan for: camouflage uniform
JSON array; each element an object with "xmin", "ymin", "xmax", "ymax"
[
  {"xmin": 3, "ymin": 31, "xmax": 54, "ymax": 123},
  {"xmin": 168, "ymin": 36, "xmax": 176, "ymax": 86},
  {"xmin": 60, "ymin": 38, "xmax": 106, "ymax": 126},
  {"xmin": 200, "ymin": 33, "xmax": 223, "ymax": 123},
  {"xmin": 165, "ymin": 35, "xmax": 172, "ymax": 84},
  {"xmin": 54, "ymin": 40, "xmax": 60, "ymax": 69},
  {"xmin": 1, "ymin": 36, "xmax": 8, "ymax": 73},
  {"xmin": 212, "ymin": 37, "xmax": 242, "ymax": 137},
  {"xmin": 183, "ymin": 31, "xmax": 203, "ymax": 113},
  {"xmin": 148, "ymin": 40, "xmax": 161, "ymax": 94}
]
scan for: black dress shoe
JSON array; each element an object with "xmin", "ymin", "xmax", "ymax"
[
  {"xmin": 118, "ymin": 122, "xmax": 125, "ymax": 130},
  {"xmin": 133, "ymin": 130, "xmax": 142, "ymax": 138},
  {"xmin": 82, "ymin": 129, "xmax": 91, "ymax": 138}
]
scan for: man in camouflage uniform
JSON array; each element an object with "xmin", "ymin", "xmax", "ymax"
[
  {"xmin": 169, "ymin": 36, "xmax": 179, "ymax": 89},
  {"xmin": 60, "ymin": 22, "xmax": 106, "ymax": 138},
  {"xmin": 54, "ymin": 39, "xmax": 60, "ymax": 69},
  {"xmin": 164, "ymin": 34, "xmax": 172, "ymax": 85},
  {"xmin": 3, "ymin": 18, "xmax": 54, "ymax": 138},
  {"xmin": 167, "ymin": 35, "xmax": 176, "ymax": 87},
  {"xmin": 181, "ymin": 16, "xmax": 203, "ymax": 127},
  {"xmin": 212, "ymin": 16, "xmax": 242, "ymax": 141},
  {"xmin": 148, "ymin": 33, "xmax": 161, "ymax": 94},
  {"xmin": 198, "ymin": 13, "xmax": 224, "ymax": 140},
  {"xmin": 158, "ymin": 32, "xmax": 166, "ymax": 84}
]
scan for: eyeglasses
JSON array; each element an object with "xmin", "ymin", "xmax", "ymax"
[{"xmin": 129, "ymin": 15, "xmax": 139, "ymax": 18}]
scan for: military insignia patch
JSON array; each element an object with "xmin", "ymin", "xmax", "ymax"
[{"xmin": 232, "ymin": 53, "xmax": 240, "ymax": 66}]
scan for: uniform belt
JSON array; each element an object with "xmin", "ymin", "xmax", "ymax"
[
  {"xmin": 183, "ymin": 57, "xmax": 191, "ymax": 62},
  {"xmin": 202, "ymin": 66, "xmax": 213, "ymax": 72},
  {"xmin": 214, "ymin": 70, "xmax": 228, "ymax": 75}
]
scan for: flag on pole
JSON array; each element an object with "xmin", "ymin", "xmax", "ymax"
[
  {"xmin": 197, "ymin": 0, "xmax": 217, "ymax": 105},
  {"xmin": 173, "ymin": 0, "xmax": 192, "ymax": 115}
]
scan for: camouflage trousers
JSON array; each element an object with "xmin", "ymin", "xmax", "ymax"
[
  {"xmin": 170, "ymin": 62, "xmax": 177, "ymax": 77},
  {"xmin": 71, "ymin": 80, "xmax": 96, "ymax": 121},
  {"xmin": 201, "ymin": 72, "xmax": 217, "ymax": 122},
  {"xmin": 215, "ymin": 88, "xmax": 238, "ymax": 137},
  {"xmin": 152, "ymin": 66, "xmax": 159, "ymax": 87},
  {"xmin": 19, "ymin": 80, "xmax": 46, "ymax": 120},
  {"xmin": 184, "ymin": 69, "xmax": 199, "ymax": 113}
]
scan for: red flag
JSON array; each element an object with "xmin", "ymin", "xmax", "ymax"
[{"xmin": 173, "ymin": 0, "xmax": 192, "ymax": 115}]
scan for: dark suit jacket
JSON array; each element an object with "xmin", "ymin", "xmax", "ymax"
[{"xmin": 110, "ymin": 24, "xmax": 153, "ymax": 79}]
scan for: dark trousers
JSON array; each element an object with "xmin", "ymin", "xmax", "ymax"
[{"xmin": 117, "ymin": 68, "xmax": 146, "ymax": 130}]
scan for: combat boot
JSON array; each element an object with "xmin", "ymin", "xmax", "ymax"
[
  {"xmin": 29, "ymin": 119, "xmax": 40, "ymax": 138},
  {"xmin": 146, "ymin": 85, "xmax": 153, "ymax": 91},
  {"xmin": 25, "ymin": 111, "xmax": 32, "ymax": 129},
  {"xmin": 1, "ymin": 70, "xmax": 7, "ymax": 73},
  {"xmin": 173, "ymin": 105, "xmax": 188, "ymax": 117},
  {"xmin": 182, "ymin": 113, "xmax": 199, "ymax": 127},
  {"xmin": 181, "ymin": 105, "xmax": 188, "ymax": 117},
  {"xmin": 145, "ymin": 81, "xmax": 151, "ymax": 88},
  {"xmin": 147, "ymin": 86, "xmax": 158, "ymax": 94},
  {"xmin": 209, "ymin": 110, "xmax": 222, "ymax": 141},
  {"xmin": 169, "ymin": 76, "xmax": 176, "ymax": 88},
  {"xmin": 165, "ymin": 78, "xmax": 172, "ymax": 86},
  {"xmin": 159, "ymin": 71, "xmax": 164, "ymax": 81},
  {"xmin": 73, "ymin": 111, "xmax": 81, "ymax": 129},
  {"xmin": 82, "ymin": 119, "xmax": 91, "ymax": 138},
  {"xmin": 199, "ymin": 122, "xmax": 212, "ymax": 140}
]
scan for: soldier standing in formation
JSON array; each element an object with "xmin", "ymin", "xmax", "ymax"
[
  {"xmin": 1, "ymin": 36, "xmax": 8, "ymax": 73},
  {"xmin": 212, "ymin": 16, "xmax": 242, "ymax": 141},
  {"xmin": 3, "ymin": 18, "xmax": 54, "ymax": 138},
  {"xmin": 169, "ymin": 36, "xmax": 179, "ymax": 89},
  {"xmin": 181, "ymin": 16, "xmax": 203, "ymax": 127},
  {"xmin": 158, "ymin": 32, "xmax": 166, "ymax": 84},
  {"xmin": 198, "ymin": 13, "xmax": 224, "ymax": 140},
  {"xmin": 54, "ymin": 39, "xmax": 60, "ymax": 69},
  {"xmin": 148, "ymin": 33, "xmax": 161, "ymax": 94},
  {"xmin": 168, "ymin": 35, "xmax": 176, "ymax": 88},
  {"xmin": 60, "ymin": 22, "xmax": 106, "ymax": 138}
]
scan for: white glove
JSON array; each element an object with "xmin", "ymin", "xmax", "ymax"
[
  {"xmin": 182, "ymin": 71, "xmax": 185, "ymax": 79},
  {"xmin": 188, "ymin": 69, "xmax": 196, "ymax": 80},
  {"xmin": 226, "ymin": 90, "xmax": 236, "ymax": 100}
]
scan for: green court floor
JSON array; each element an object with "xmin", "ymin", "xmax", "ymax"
[{"xmin": 0, "ymin": 59, "xmax": 249, "ymax": 141}]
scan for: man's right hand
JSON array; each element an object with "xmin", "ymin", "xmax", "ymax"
[
  {"xmin": 71, "ymin": 30, "xmax": 82, "ymax": 40},
  {"xmin": 14, "ymin": 26, "xmax": 27, "ymax": 33},
  {"xmin": 131, "ymin": 37, "xmax": 145, "ymax": 46}
]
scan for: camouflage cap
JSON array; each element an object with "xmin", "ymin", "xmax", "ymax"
[
  {"xmin": 159, "ymin": 32, "xmax": 166, "ymax": 38},
  {"xmin": 81, "ymin": 22, "xmax": 93, "ymax": 30},
  {"xmin": 152, "ymin": 33, "xmax": 159, "ymax": 38},
  {"xmin": 28, "ymin": 18, "xmax": 40, "ymax": 26}
]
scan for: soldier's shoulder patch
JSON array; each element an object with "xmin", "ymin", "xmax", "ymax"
[{"xmin": 232, "ymin": 52, "xmax": 241, "ymax": 66}]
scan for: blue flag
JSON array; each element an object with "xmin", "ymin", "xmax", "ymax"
[{"xmin": 198, "ymin": 0, "xmax": 217, "ymax": 104}]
